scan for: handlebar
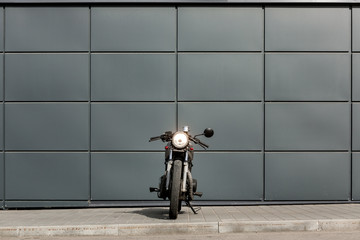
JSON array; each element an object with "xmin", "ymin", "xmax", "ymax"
[
  {"xmin": 149, "ymin": 131, "xmax": 172, "ymax": 142},
  {"xmin": 149, "ymin": 132, "xmax": 209, "ymax": 149}
]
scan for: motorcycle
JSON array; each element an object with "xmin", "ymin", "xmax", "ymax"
[{"xmin": 149, "ymin": 126, "xmax": 214, "ymax": 219}]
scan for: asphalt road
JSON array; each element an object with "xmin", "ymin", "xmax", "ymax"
[{"xmin": 3, "ymin": 231, "xmax": 360, "ymax": 240}]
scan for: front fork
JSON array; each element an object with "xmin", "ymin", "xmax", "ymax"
[
  {"xmin": 166, "ymin": 150, "xmax": 189, "ymax": 193},
  {"xmin": 181, "ymin": 151, "xmax": 189, "ymax": 192}
]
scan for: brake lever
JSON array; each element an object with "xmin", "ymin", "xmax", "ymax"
[
  {"xmin": 198, "ymin": 142, "xmax": 209, "ymax": 149},
  {"xmin": 201, "ymin": 142, "xmax": 209, "ymax": 148},
  {"xmin": 191, "ymin": 137, "xmax": 209, "ymax": 150}
]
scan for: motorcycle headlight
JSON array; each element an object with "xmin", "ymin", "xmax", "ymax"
[{"xmin": 172, "ymin": 131, "xmax": 189, "ymax": 149}]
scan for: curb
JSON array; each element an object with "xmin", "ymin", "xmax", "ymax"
[
  {"xmin": 1, "ymin": 219, "xmax": 360, "ymax": 237},
  {"xmin": 219, "ymin": 220, "xmax": 319, "ymax": 233},
  {"xmin": 0, "ymin": 225, "xmax": 120, "ymax": 237}
]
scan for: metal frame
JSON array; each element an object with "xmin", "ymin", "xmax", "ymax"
[{"xmin": 1, "ymin": 1, "xmax": 359, "ymax": 209}]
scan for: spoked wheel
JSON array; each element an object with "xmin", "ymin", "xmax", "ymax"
[{"xmin": 169, "ymin": 159, "xmax": 182, "ymax": 219}]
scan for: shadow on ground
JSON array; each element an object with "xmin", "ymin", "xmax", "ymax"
[
  {"xmin": 130, "ymin": 207, "xmax": 189, "ymax": 220},
  {"xmin": 130, "ymin": 208, "xmax": 170, "ymax": 220}
]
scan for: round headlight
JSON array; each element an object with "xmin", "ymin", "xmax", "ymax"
[{"xmin": 172, "ymin": 131, "xmax": 189, "ymax": 149}]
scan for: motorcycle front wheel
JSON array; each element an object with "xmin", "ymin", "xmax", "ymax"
[{"xmin": 169, "ymin": 159, "xmax": 182, "ymax": 219}]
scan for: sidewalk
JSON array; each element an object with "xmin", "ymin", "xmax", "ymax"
[{"xmin": 1, "ymin": 204, "xmax": 360, "ymax": 237}]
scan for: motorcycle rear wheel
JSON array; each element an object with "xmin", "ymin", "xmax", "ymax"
[{"xmin": 169, "ymin": 159, "xmax": 182, "ymax": 219}]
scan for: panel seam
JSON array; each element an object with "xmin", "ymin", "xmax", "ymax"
[
  {"xmin": 2, "ymin": 5, "xmax": 5, "ymax": 210},
  {"xmin": 263, "ymin": 5, "xmax": 266, "ymax": 202},
  {"xmin": 350, "ymin": 5, "xmax": 353, "ymax": 201},
  {"xmin": 176, "ymin": 6, "xmax": 179, "ymax": 131},
  {"xmin": 89, "ymin": 5, "xmax": 92, "ymax": 204}
]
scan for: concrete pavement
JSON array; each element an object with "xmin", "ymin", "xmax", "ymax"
[{"xmin": 1, "ymin": 204, "xmax": 360, "ymax": 237}]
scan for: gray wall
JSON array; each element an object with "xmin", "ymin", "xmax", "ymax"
[{"xmin": 0, "ymin": 5, "xmax": 358, "ymax": 208}]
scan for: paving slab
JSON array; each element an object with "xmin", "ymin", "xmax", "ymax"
[{"xmin": 1, "ymin": 204, "xmax": 360, "ymax": 237}]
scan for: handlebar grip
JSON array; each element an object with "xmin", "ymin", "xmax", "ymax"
[{"xmin": 149, "ymin": 136, "xmax": 161, "ymax": 142}]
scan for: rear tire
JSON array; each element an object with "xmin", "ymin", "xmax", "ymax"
[{"xmin": 169, "ymin": 159, "xmax": 182, "ymax": 219}]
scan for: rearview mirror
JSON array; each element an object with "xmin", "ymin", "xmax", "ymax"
[{"xmin": 204, "ymin": 128, "xmax": 214, "ymax": 138}]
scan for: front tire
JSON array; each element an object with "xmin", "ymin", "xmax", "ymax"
[{"xmin": 169, "ymin": 159, "xmax": 182, "ymax": 219}]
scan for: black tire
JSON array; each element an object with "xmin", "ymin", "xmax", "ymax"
[{"xmin": 169, "ymin": 159, "xmax": 182, "ymax": 219}]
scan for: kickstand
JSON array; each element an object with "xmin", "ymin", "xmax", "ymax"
[{"xmin": 185, "ymin": 201, "xmax": 201, "ymax": 214}]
